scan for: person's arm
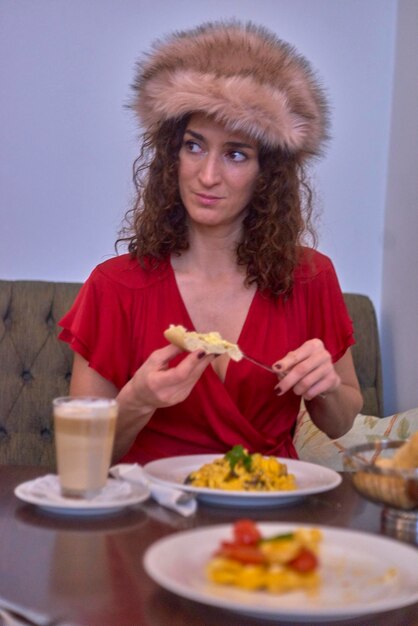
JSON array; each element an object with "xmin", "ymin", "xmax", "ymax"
[
  {"xmin": 303, "ymin": 349, "xmax": 362, "ymax": 438},
  {"xmin": 273, "ymin": 341, "xmax": 362, "ymax": 439},
  {"xmin": 69, "ymin": 352, "xmax": 152, "ymax": 461},
  {"xmin": 70, "ymin": 346, "xmax": 215, "ymax": 461}
]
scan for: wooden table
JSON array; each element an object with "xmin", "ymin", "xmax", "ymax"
[{"xmin": 0, "ymin": 465, "xmax": 417, "ymax": 626}]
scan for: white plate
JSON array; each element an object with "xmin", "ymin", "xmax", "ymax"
[
  {"xmin": 143, "ymin": 455, "xmax": 341, "ymax": 506},
  {"xmin": 14, "ymin": 474, "xmax": 150, "ymax": 516},
  {"xmin": 143, "ymin": 522, "xmax": 418, "ymax": 622}
]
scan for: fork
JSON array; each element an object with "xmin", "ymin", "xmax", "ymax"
[
  {"xmin": 240, "ymin": 352, "xmax": 276, "ymax": 373},
  {"xmin": 241, "ymin": 354, "xmax": 329, "ymax": 399}
]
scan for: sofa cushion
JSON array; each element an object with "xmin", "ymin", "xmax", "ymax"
[
  {"xmin": 294, "ymin": 407, "xmax": 418, "ymax": 471},
  {"xmin": 343, "ymin": 294, "xmax": 383, "ymax": 417},
  {"xmin": 0, "ymin": 280, "xmax": 81, "ymax": 468}
]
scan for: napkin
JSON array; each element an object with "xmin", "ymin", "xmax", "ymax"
[
  {"xmin": 0, "ymin": 596, "xmax": 75, "ymax": 626},
  {"xmin": 0, "ymin": 605, "xmax": 47, "ymax": 626},
  {"xmin": 110, "ymin": 463, "xmax": 197, "ymax": 517}
]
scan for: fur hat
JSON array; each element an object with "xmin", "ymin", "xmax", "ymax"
[{"xmin": 131, "ymin": 20, "xmax": 329, "ymax": 157}]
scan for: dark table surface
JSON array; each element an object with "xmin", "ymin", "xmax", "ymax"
[{"xmin": 0, "ymin": 465, "xmax": 417, "ymax": 626}]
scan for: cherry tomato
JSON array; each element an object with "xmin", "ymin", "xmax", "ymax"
[
  {"xmin": 288, "ymin": 548, "xmax": 318, "ymax": 572},
  {"xmin": 233, "ymin": 519, "xmax": 262, "ymax": 545},
  {"xmin": 217, "ymin": 542, "xmax": 266, "ymax": 564}
]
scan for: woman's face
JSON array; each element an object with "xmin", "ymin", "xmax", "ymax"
[{"xmin": 178, "ymin": 113, "xmax": 260, "ymax": 230}]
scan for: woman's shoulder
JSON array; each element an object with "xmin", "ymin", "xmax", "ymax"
[
  {"xmin": 294, "ymin": 247, "xmax": 336, "ymax": 281},
  {"xmin": 90, "ymin": 254, "xmax": 171, "ymax": 289}
]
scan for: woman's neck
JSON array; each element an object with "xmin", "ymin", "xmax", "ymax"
[{"xmin": 172, "ymin": 223, "xmax": 242, "ymax": 278}]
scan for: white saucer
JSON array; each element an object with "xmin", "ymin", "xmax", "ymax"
[{"xmin": 14, "ymin": 474, "xmax": 150, "ymax": 516}]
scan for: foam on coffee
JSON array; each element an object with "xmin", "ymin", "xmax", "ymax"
[{"xmin": 55, "ymin": 398, "xmax": 117, "ymax": 417}]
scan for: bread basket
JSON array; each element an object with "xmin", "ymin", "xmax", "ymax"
[{"xmin": 343, "ymin": 440, "xmax": 418, "ymax": 510}]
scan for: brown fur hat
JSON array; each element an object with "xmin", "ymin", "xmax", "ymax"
[{"xmin": 131, "ymin": 20, "xmax": 329, "ymax": 157}]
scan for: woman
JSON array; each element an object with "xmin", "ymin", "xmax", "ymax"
[{"xmin": 59, "ymin": 21, "xmax": 363, "ymax": 464}]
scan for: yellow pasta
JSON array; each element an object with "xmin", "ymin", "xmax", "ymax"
[
  {"xmin": 186, "ymin": 445, "xmax": 296, "ymax": 491},
  {"xmin": 207, "ymin": 523, "xmax": 322, "ymax": 593}
]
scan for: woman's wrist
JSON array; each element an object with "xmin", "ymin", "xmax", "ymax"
[
  {"xmin": 117, "ymin": 378, "xmax": 156, "ymax": 420},
  {"xmin": 305, "ymin": 383, "xmax": 362, "ymax": 439},
  {"xmin": 112, "ymin": 379, "xmax": 156, "ymax": 461}
]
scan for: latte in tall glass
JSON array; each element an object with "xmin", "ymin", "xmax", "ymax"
[{"xmin": 53, "ymin": 397, "xmax": 118, "ymax": 499}]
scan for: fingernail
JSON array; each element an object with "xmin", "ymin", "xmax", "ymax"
[
  {"xmin": 197, "ymin": 351, "xmax": 207, "ymax": 360},
  {"xmin": 276, "ymin": 386, "xmax": 283, "ymax": 395},
  {"xmin": 273, "ymin": 363, "xmax": 281, "ymax": 370}
]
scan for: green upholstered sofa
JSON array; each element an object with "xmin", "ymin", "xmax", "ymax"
[{"xmin": 0, "ymin": 280, "xmax": 383, "ymax": 469}]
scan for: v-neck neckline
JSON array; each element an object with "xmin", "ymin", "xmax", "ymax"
[{"xmin": 168, "ymin": 260, "xmax": 259, "ymax": 382}]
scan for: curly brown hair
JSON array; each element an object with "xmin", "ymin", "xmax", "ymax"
[{"xmin": 117, "ymin": 116, "xmax": 317, "ymax": 296}]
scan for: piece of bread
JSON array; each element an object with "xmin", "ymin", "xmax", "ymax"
[
  {"xmin": 390, "ymin": 431, "xmax": 418, "ymax": 469},
  {"xmin": 164, "ymin": 324, "xmax": 243, "ymax": 361}
]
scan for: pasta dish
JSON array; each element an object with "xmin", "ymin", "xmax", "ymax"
[
  {"xmin": 185, "ymin": 445, "xmax": 296, "ymax": 491},
  {"xmin": 207, "ymin": 519, "xmax": 321, "ymax": 592}
]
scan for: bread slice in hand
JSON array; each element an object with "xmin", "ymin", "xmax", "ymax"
[{"xmin": 164, "ymin": 324, "xmax": 243, "ymax": 361}]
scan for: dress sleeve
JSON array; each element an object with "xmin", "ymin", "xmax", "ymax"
[
  {"xmin": 58, "ymin": 267, "xmax": 132, "ymax": 389},
  {"xmin": 305, "ymin": 256, "xmax": 355, "ymax": 363}
]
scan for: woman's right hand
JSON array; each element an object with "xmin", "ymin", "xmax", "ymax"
[
  {"xmin": 128, "ymin": 343, "xmax": 215, "ymax": 409},
  {"xmin": 113, "ymin": 344, "xmax": 215, "ymax": 460}
]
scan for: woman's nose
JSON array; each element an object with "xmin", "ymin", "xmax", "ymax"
[{"xmin": 197, "ymin": 154, "xmax": 221, "ymax": 186}]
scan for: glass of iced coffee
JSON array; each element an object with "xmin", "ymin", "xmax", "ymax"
[{"xmin": 53, "ymin": 396, "xmax": 118, "ymax": 499}]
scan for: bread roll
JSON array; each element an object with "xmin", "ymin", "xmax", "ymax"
[
  {"xmin": 390, "ymin": 431, "xmax": 418, "ymax": 470},
  {"xmin": 164, "ymin": 325, "xmax": 243, "ymax": 361}
]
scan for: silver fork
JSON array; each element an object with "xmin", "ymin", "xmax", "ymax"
[{"xmin": 240, "ymin": 353, "xmax": 276, "ymax": 373}]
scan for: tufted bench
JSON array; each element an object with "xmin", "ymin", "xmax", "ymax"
[
  {"xmin": 0, "ymin": 280, "xmax": 383, "ymax": 468},
  {"xmin": 0, "ymin": 281, "xmax": 81, "ymax": 468},
  {"xmin": 343, "ymin": 293, "xmax": 383, "ymax": 418}
]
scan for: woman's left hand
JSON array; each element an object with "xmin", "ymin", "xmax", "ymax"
[{"xmin": 273, "ymin": 338, "xmax": 341, "ymax": 401}]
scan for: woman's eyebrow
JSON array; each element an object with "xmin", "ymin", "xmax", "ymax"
[
  {"xmin": 184, "ymin": 129, "xmax": 256, "ymax": 151},
  {"xmin": 225, "ymin": 140, "xmax": 256, "ymax": 151},
  {"xmin": 184, "ymin": 129, "xmax": 204, "ymax": 141}
]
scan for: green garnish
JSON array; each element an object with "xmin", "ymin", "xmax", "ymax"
[
  {"xmin": 225, "ymin": 445, "xmax": 252, "ymax": 471},
  {"xmin": 259, "ymin": 532, "xmax": 295, "ymax": 543}
]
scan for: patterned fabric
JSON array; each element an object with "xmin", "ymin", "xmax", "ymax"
[
  {"xmin": 0, "ymin": 280, "xmax": 80, "ymax": 468},
  {"xmin": 294, "ymin": 407, "xmax": 418, "ymax": 470}
]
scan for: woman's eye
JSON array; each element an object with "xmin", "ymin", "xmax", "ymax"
[
  {"xmin": 184, "ymin": 140, "xmax": 202, "ymax": 154},
  {"xmin": 228, "ymin": 150, "xmax": 247, "ymax": 162}
]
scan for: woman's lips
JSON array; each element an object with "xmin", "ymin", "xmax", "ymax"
[{"xmin": 194, "ymin": 192, "xmax": 223, "ymax": 206}]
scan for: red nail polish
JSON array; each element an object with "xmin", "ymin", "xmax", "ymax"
[{"xmin": 197, "ymin": 351, "xmax": 206, "ymax": 359}]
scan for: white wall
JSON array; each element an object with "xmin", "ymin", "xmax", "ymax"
[
  {"xmin": 2, "ymin": 0, "xmax": 412, "ymax": 413},
  {"xmin": 381, "ymin": 0, "xmax": 418, "ymax": 414}
]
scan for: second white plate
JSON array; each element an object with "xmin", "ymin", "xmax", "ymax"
[
  {"xmin": 144, "ymin": 523, "xmax": 418, "ymax": 622},
  {"xmin": 143, "ymin": 454, "xmax": 341, "ymax": 506}
]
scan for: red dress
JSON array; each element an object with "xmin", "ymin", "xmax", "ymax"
[{"xmin": 59, "ymin": 250, "xmax": 354, "ymax": 464}]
